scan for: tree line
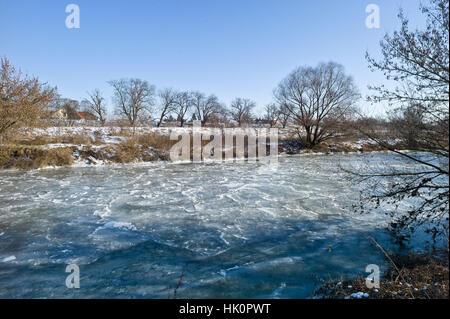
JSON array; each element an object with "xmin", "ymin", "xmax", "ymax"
[
  {"xmin": 98, "ymin": 80, "xmax": 274, "ymax": 129},
  {"xmin": 0, "ymin": 55, "xmax": 364, "ymax": 146}
]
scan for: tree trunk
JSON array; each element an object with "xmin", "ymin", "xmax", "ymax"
[{"xmin": 157, "ymin": 113, "xmax": 165, "ymax": 127}]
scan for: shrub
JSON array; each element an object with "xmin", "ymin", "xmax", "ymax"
[
  {"xmin": 0, "ymin": 57, "xmax": 57, "ymax": 139},
  {"xmin": 0, "ymin": 146, "xmax": 75, "ymax": 169}
]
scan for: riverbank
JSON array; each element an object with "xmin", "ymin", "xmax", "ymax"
[
  {"xmin": 0, "ymin": 127, "xmax": 405, "ymax": 170},
  {"xmin": 314, "ymin": 251, "xmax": 449, "ymax": 299},
  {"xmin": 0, "ymin": 129, "xmax": 174, "ymax": 169}
]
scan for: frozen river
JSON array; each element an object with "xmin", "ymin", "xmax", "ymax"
[{"xmin": 0, "ymin": 153, "xmax": 417, "ymax": 298}]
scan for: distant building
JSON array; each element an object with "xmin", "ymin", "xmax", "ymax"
[
  {"xmin": 50, "ymin": 105, "xmax": 98, "ymax": 122},
  {"xmin": 77, "ymin": 112, "xmax": 98, "ymax": 121},
  {"xmin": 51, "ymin": 105, "xmax": 81, "ymax": 120}
]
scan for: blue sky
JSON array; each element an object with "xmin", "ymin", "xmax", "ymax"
[{"xmin": 0, "ymin": 0, "xmax": 426, "ymax": 116}]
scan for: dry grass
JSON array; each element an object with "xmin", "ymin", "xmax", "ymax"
[
  {"xmin": 311, "ymin": 143, "xmax": 330, "ymax": 153},
  {"xmin": 0, "ymin": 132, "xmax": 176, "ymax": 169},
  {"xmin": 8, "ymin": 133, "xmax": 97, "ymax": 146},
  {"xmin": 278, "ymin": 138, "xmax": 407, "ymax": 154},
  {"xmin": 0, "ymin": 145, "xmax": 75, "ymax": 169},
  {"xmin": 58, "ymin": 134, "xmax": 97, "ymax": 145},
  {"xmin": 314, "ymin": 252, "xmax": 449, "ymax": 299},
  {"xmin": 111, "ymin": 139, "xmax": 143, "ymax": 163},
  {"xmin": 114, "ymin": 133, "xmax": 175, "ymax": 163},
  {"xmin": 74, "ymin": 133, "xmax": 176, "ymax": 164},
  {"xmin": 10, "ymin": 135, "xmax": 52, "ymax": 146},
  {"xmin": 135, "ymin": 133, "xmax": 175, "ymax": 152}
]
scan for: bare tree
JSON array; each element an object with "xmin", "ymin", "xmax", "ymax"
[
  {"xmin": 109, "ymin": 78, "xmax": 155, "ymax": 129},
  {"xmin": 274, "ymin": 62, "xmax": 360, "ymax": 147},
  {"xmin": 173, "ymin": 91, "xmax": 192, "ymax": 127},
  {"xmin": 84, "ymin": 89, "xmax": 107, "ymax": 125},
  {"xmin": 229, "ymin": 98, "xmax": 255, "ymax": 126},
  {"xmin": 366, "ymin": 0, "xmax": 449, "ymax": 109},
  {"xmin": 277, "ymin": 103, "xmax": 290, "ymax": 129},
  {"xmin": 191, "ymin": 91, "xmax": 224, "ymax": 126},
  {"xmin": 264, "ymin": 103, "xmax": 280, "ymax": 127},
  {"xmin": 354, "ymin": 0, "xmax": 449, "ymax": 238},
  {"xmin": 0, "ymin": 57, "xmax": 56, "ymax": 139},
  {"xmin": 157, "ymin": 88, "xmax": 177, "ymax": 127}
]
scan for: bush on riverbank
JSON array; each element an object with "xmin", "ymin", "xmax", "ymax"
[
  {"xmin": 110, "ymin": 134, "xmax": 175, "ymax": 163},
  {"xmin": 278, "ymin": 138, "xmax": 407, "ymax": 155},
  {"xmin": 0, "ymin": 133, "xmax": 176, "ymax": 168},
  {"xmin": 314, "ymin": 251, "xmax": 449, "ymax": 299},
  {"xmin": 0, "ymin": 145, "xmax": 75, "ymax": 169}
]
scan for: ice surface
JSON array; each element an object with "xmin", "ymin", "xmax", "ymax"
[{"xmin": 0, "ymin": 153, "xmax": 439, "ymax": 298}]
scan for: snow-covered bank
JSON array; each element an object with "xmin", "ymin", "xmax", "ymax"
[{"xmin": 1, "ymin": 126, "xmax": 406, "ymax": 170}]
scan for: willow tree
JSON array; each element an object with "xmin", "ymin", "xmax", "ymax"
[
  {"xmin": 229, "ymin": 98, "xmax": 255, "ymax": 126},
  {"xmin": 109, "ymin": 78, "xmax": 155, "ymax": 129},
  {"xmin": 191, "ymin": 91, "xmax": 224, "ymax": 127},
  {"xmin": 274, "ymin": 62, "xmax": 359, "ymax": 147}
]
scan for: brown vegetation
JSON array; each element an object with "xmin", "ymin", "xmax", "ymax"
[
  {"xmin": 8, "ymin": 133, "xmax": 96, "ymax": 146},
  {"xmin": 0, "ymin": 57, "xmax": 57, "ymax": 140},
  {"xmin": 75, "ymin": 133, "xmax": 176, "ymax": 164},
  {"xmin": 314, "ymin": 252, "xmax": 449, "ymax": 299},
  {"xmin": 0, "ymin": 131, "xmax": 178, "ymax": 169},
  {"xmin": 0, "ymin": 145, "xmax": 75, "ymax": 169}
]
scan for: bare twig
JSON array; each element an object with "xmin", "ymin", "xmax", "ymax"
[{"xmin": 367, "ymin": 235, "xmax": 415, "ymax": 299}]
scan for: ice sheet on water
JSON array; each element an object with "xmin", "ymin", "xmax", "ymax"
[
  {"xmin": 96, "ymin": 221, "xmax": 137, "ymax": 232},
  {"xmin": 1, "ymin": 256, "xmax": 16, "ymax": 262},
  {"xmin": 0, "ymin": 153, "xmax": 441, "ymax": 298}
]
